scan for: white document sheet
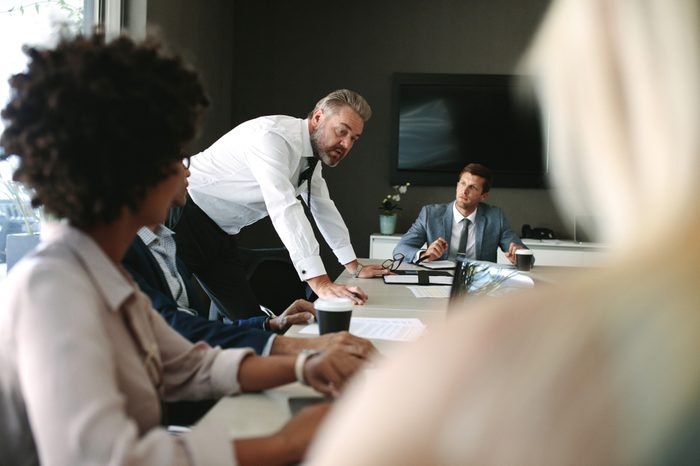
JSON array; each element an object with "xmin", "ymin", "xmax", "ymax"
[
  {"xmin": 419, "ymin": 260, "xmax": 456, "ymax": 270},
  {"xmin": 406, "ymin": 285, "xmax": 452, "ymax": 298},
  {"xmin": 299, "ymin": 317, "xmax": 426, "ymax": 341}
]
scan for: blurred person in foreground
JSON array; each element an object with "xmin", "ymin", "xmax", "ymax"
[
  {"xmin": 307, "ymin": 0, "xmax": 700, "ymax": 464},
  {"xmin": 0, "ymin": 33, "xmax": 365, "ymax": 466}
]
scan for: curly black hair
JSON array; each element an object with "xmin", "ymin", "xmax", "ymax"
[{"xmin": 0, "ymin": 33, "xmax": 209, "ymax": 229}]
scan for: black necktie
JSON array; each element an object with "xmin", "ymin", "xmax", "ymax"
[
  {"xmin": 458, "ymin": 218, "xmax": 471, "ymax": 256},
  {"xmin": 297, "ymin": 157, "xmax": 318, "ymax": 212}
]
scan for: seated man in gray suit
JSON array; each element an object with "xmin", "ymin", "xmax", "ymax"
[{"xmin": 394, "ymin": 163, "xmax": 525, "ymax": 264}]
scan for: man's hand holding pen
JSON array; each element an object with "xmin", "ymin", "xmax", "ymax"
[{"xmin": 416, "ymin": 237, "xmax": 448, "ymax": 264}]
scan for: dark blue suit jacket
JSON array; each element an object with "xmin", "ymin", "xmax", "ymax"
[{"xmin": 122, "ymin": 235, "xmax": 274, "ymax": 354}]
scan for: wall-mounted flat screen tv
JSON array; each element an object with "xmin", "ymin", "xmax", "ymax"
[{"xmin": 390, "ymin": 73, "xmax": 548, "ymax": 188}]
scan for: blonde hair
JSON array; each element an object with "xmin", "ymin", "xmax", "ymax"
[{"xmin": 522, "ymin": 0, "xmax": 700, "ymax": 249}]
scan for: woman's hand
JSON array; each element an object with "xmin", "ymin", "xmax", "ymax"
[
  {"xmin": 234, "ymin": 403, "xmax": 331, "ymax": 466},
  {"xmin": 304, "ymin": 346, "xmax": 365, "ymax": 397}
]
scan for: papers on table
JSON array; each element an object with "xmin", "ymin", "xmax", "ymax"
[
  {"xmin": 383, "ymin": 274, "xmax": 453, "ymax": 285},
  {"xmin": 407, "ymin": 286, "xmax": 451, "ymax": 298},
  {"xmin": 419, "ymin": 260, "xmax": 456, "ymax": 270},
  {"xmin": 299, "ymin": 317, "xmax": 426, "ymax": 342}
]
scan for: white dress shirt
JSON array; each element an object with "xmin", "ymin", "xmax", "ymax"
[
  {"xmin": 0, "ymin": 223, "xmax": 252, "ymax": 466},
  {"xmin": 449, "ymin": 203, "xmax": 477, "ymax": 260},
  {"xmin": 187, "ymin": 115, "xmax": 356, "ymax": 280},
  {"xmin": 138, "ymin": 225, "xmax": 191, "ymax": 313}
]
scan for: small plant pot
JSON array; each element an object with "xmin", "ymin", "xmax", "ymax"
[{"xmin": 379, "ymin": 213, "xmax": 397, "ymax": 235}]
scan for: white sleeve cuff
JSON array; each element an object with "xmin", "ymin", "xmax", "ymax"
[
  {"xmin": 294, "ymin": 255, "xmax": 327, "ymax": 281},
  {"xmin": 210, "ymin": 347, "xmax": 255, "ymax": 396},
  {"xmin": 333, "ymin": 244, "xmax": 356, "ymax": 266}
]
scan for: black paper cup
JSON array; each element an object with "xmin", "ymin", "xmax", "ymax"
[
  {"xmin": 315, "ymin": 297, "xmax": 353, "ymax": 335},
  {"xmin": 515, "ymin": 249, "xmax": 534, "ymax": 271}
]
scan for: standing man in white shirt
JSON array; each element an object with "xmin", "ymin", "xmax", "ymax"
[{"xmin": 175, "ymin": 89, "xmax": 388, "ymax": 319}]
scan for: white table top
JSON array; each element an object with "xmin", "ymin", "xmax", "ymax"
[{"xmin": 195, "ymin": 261, "xmax": 580, "ymax": 438}]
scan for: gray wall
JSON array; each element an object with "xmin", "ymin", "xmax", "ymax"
[
  {"xmin": 148, "ymin": 0, "xmax": 567, "ymax": 279},
  {"xmin": 146, "ymin": 0, "xmax": 234, "ymax": 151}
]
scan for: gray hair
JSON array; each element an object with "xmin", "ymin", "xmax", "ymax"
[{"xmin": 311, "ymin": 89, "xmax": 372, "ymax": 121}]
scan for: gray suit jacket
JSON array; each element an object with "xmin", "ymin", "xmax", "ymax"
[{"xmin": 393, "ymin": 202, "xmax": 524, "ymax": 263}]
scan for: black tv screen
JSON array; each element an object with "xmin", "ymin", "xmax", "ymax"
[{"xmin": 390, "ymin": 73, "xmax": 548, "ymax": 188}]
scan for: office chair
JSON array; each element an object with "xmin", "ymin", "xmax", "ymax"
[
  {"xmin": 239, "ymin": 246, "xmax": 312, "ymax": 315},
  {"xmin": 190, "ymin": 246, "xmax": 311, "ymax": 322}
]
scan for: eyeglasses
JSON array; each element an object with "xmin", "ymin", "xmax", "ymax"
[
  {"xmin": 182, "ymin": 156, "xmax": 191, "ymax": 169},
  {"xmin": 382, "ymin": 253, "xmax": 405, "ymax": 272}
]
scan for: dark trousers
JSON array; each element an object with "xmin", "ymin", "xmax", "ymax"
[{"xmin": 174, "ymin": 195, "xmax": 263, "ymax": 320}]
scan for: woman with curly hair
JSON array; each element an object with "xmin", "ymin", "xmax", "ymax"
[{"xmin": 0, "ymin": 33, "xmax": 363, "ymax": 466}]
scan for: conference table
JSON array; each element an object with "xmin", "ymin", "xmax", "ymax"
[{"xmin": 194, "ymin": 261, "xmax": 577, "ymax": 438}]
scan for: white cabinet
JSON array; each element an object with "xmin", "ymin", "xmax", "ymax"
[
  {"xmin": 370, "ymin": 234, "xmax": 609, "ymax": 267},
  {"xmin": 497, "ymin": 239, "xmax": 610, "ymax": 267},
  {"xmin": 369, "ymin": 234, "xmax": 404, "ymax": 259}
]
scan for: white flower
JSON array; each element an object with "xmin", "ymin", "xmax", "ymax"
[
  {"xmin": 398, "ymin": 185, "xmax": 407, "ymax": 194},
  {"xmin": 392, "ymin": 194, "xmax": 401, "ymax": 202}
]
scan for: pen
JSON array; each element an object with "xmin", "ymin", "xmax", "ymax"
[{"xmin": 414, "ymin": 255, "xmax": 427, "ymax": 265}]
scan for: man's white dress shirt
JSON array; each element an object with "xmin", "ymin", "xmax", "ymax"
[
  {"xmin": 449, "ymin": 204, "xmax": 477, "ymax": 259},
  {"xmin": 138, "ymin": 225, "xmax": 191, "ymax": 313},
  {"xmin": 187, "ymin": 115, "xmax": 356, "ymax": 280}
]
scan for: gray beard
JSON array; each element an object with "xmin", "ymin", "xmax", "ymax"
[{"xmin": 310, "ymin": 130, "xmax": 333, "ymax": 166}]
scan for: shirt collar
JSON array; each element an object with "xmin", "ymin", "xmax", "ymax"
[
  {"xmin": 137, "ymin": 224, "xmax": 174, "ymax": 246},
  {"xmin": 41, "ymin": 222, "xmax": 135, "ymax": 312},
  {"xmin": 452, "ymin": 201, "xmax": 478, "ymax": 223},
  {"xmin": 301, "ymin": 118, "xmax": 314, "ymax": 160}
]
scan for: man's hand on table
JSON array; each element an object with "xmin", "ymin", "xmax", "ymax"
[
  {"xmin": 503, "ymin": 242, "xmax": 524, "ymax": 265},
  {"xmin": 269, "ymin": 299, "xmax": 315, "ymax": 333},
  {"xmin": 307, "ymin": 275, "xmax": 368, "ymax": 304},
  {"xmin": 356, "ymin": 263, "xmax": 391, "ymax": 278}
]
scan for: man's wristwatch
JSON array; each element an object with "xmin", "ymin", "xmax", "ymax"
[
  {"xmin": 295, "ymin": 349, "xmax": 322, "ymax": 385},
  {"xmin": 353, "ymin": 263, "xmax": 364, "ymax": 278}
]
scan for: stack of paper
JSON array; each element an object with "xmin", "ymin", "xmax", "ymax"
[{"xmin": 299, "ymin": 317, "xmax": 426, "ymax": 342}]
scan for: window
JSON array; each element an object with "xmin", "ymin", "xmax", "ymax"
[{"xmin": 0, "ymin": 0, "xmax": 130, "ymax": 263}]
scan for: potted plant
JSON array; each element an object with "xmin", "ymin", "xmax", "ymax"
[
  {"xmin": 1, "ymin": 162, "xmax": 41, "ymax": 270},
  {"xmin": 378, "ymin": 183, "xmax": 410, "ymax": 235}
]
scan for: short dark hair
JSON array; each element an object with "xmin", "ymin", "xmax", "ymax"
[
  {"xmin": 459, "ymin": 163, "xmax": 494, "ymax": 193},
  {"xmin": 0, "ymin": 33, "xmax": 209, "ymax": 229}
]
